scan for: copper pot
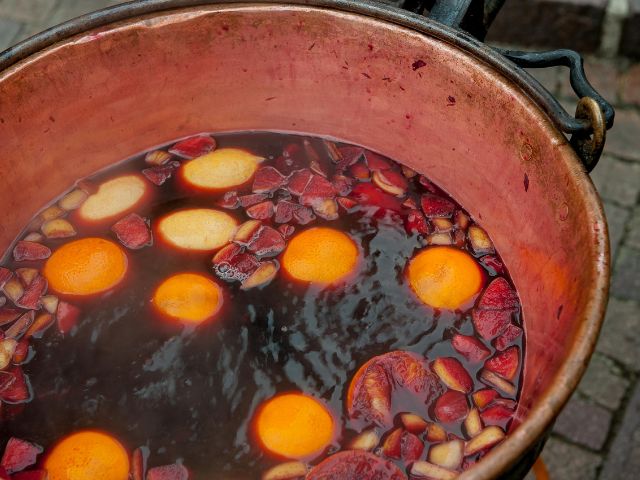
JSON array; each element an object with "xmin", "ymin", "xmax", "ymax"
[{"xmin": 0, "ymin": 1, "xmax": 610, "ymax": 478}]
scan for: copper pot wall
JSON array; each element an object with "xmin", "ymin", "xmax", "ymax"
[{"xmin": 0, "ymin": 1, "xmax": 610, "ymax": 478}]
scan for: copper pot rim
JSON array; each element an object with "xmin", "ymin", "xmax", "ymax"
[{"xmin": 0, "ymin": 1, "xmax": 610, "ymax": 478}]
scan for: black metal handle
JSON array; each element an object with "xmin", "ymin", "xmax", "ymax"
[{"xmin": 427, "ymin": 0, "xmax": 505, "ymax": 40}]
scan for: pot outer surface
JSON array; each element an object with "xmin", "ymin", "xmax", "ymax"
[{"xmin": 0, "ymin": 3, "xmax": 608, "ymax": 479}]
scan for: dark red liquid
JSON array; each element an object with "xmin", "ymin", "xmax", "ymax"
[{"xmin": 0, "ymin": 131, "xmax": 523, "ymax": 478}]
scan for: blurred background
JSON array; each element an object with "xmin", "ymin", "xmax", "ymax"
[{"xmin": 1, "ymin": 1, "xmax": 639, "ymax": 479}]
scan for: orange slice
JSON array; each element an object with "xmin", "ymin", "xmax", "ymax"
[
  {"xmin": 44, "ymin": 430, "xmax": 129, "ymax": 480},
  {"xmin": 407, "ymin": 246, "xmax": 483, "ymax": 310},
  {"xmin": 281, "ymin": 227, "xmax": 358, "ymax": 284},
  {"xmin": 157, "ymin": 208, "xmax": 237, "ymax": 251},
  {"xmin": 255, "ymin": 392, "xmax": 335, "ymax": 459},
  {"xmin": 153, "ymin": 273, "xmax": 223, "ymax": 324},
  {"xmin": 182, "ymin": 148, "xmax": 263, "ymax": 190},
  {"xmin": 43, "ymin": 238, "xmax": 128, "ymax": 296},
  {"xmin": 79, "ymin": 175, "xmax": 147, "ymax": 221}
]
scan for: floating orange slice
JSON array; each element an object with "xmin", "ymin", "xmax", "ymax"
[
  {"xmin": 255, "ymin": 392, "xmax": 335, "ymax": 459},
  {"xmin": 43, "ymin": 238, "xmax": 128, "ymax": 296},
  {"xmin": 44, "ymin": 430, "xmax": 129, "ymax": 480},
  {"xmin": 281, "ymin": 227, "xmax": 358, "ymax": 284},
  {"xmin": 157, "ymin": 208, "xmax": 237, "ymax": 251},
  {"xmin": 407, "ymin": 246, "xmax": 483, "ymax": 310},
  {"xmin": 79, "ymin": 175, "xmax": 147, "ymax": 221},
  {"xmin": 153, "ymin": 273, "xmax": 223, "ymax": 324},
  {"xmin": 181, "ymin": 148, "xmax": 263, "ymax": 190}
]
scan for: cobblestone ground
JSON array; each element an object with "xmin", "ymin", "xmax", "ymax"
[{"xmin": 1, "ymin": 1, "xmax": 639, "ymax": 479}]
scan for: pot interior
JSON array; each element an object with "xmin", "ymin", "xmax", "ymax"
[{"xmin": 0, "ymin": 3, "xmax": 607, "ymax": 477}]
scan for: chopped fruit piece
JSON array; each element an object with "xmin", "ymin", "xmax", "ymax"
[
  {"xmin": 253, "ymin": 166, "xmax": 287, "ymax": 193},
  {"xmin": 480, "ymin": 404, "xmax": 514, "ymax": 425},
  {"xmin": 299, "ymin": 175, "xmax": 336, "ymax": 208},
  {"xmin": 247, "ymin": 201, "xmax": 275, "ymax": 220},
  {"xmin": 0, "ymin": 308, "xmax": 21, "ymax": 327},
  {"xmin": 336, "ymin": 145, "xmax": 364, "ymax": 167},
  {"xmin": 0, "ymin": 367, "xmax": 31, "ymax": 403},
  {"xmin": 282, "ymin": 228, "xmax": 358, "ymax": 284},
  {"xmin": 418, "ymin": 176, "xmax": 440, "ymax": 193},
  {"xmin": 15, "ymin": 276, "xmax": 46, "ymax": 310},
  {"xmin": 494, "ymin": 324, "xmax": 523, "ymax": 351},
  {"xmin": 473, "ymin": 389, "xmax": 499, "ymax": 409},
  {"xmin": 79, "ymin": 175, "xmax": 147, "ymax": 222},
  {"xmin": 0, "ymin": 438, "xmax": 42, "ymax": 474},
  {"xmin": 400, "ymin": 413, "xmax": 429, "ymax": 433},
  {"xmin": 347, "ymin": 351, "xmax": 443, "ymax": 426},
  {"xmin": 410, "ymin": 461, "xmax": 457, "ymax": 480},
  {"xmin": 153, "ymin": 273, "xmax": 223, "ymax": 324},
  {"xmin": 13, "ymin": 241, "xmax": 51, "ymax": 262},
  {"xmin": 44, "ymin": 238, "xmax": 127, "ymax": 296},
  {"xmin": 403, "ymin": 198, "xmax": 418, "ymax": 209},
  {"xmin": 241, "ymin": 261, "xmax": 279, "ymax": 290},
  {"xmin": 247, "ymin": 226, "xmax": 286, "ymax": 258},
  {"xmin": 325, "ymin": 141, "xmax": 345, "ymax": 163},
  {"xmin": 217, "ymin": 191, "xmax": 239, "ymax": 209},
  {"xmin": 292, "ymin": 205, "xmax": 315, "ymax": 225},
  {"xmin": 5, "ymin": 312, "xmax": 34, "ymax": 340},
  {"xmin": 337, "ymin": 196, "xmax": 358, "ymax": 212},
  {"xmin": 239, "ymin": 193, "xmax": 269, "ymax": 208},
  {"xmin": 421, "ymin": 194, "xmax": 455, "ymax": 218},
  {"xmin": 479, "ymin": 255, "xmax": 505, "ymax": 275},
  {"xmin": 111, "ymin": 213, "xmax": 152, "ymax": 249},
  {"xmin": 15, "ymin": 269, "xmax": 38, "ymax": 287},
  {"xmin": 364, "ymin": 151, "xmax": 392, "ymax": 171},
  {"xmin": 0, "ymin": 268, "xmax": 11, "ymax": 289},
  {"xmin": 426, "ymin": 422, "xmax": 448, "ymax": 443},
  {"xmin": 432, "ymin": 218, "xmax": 453, "ymax": 232},
  {"xmin": 468, "ymin": 225, "xmax": 495, "ymax": 254},
  {"xmin": 351, "ymin": 183, "xmax": 403, "ymax": 212},
  {"xmin": 287, "ymin": 169, "xmax": 313, "ymax": 196},
  {"xmin": 23, "ymin": 232, "xmax": 44, "ymax": 242},
  {"xmin": 278, "ymin": 224, "xmax": 295, "ymax": 238},
  {"xmin": 451, "ymin": 334, "xmax": 491, "ymax": 363},
  {"xmin": 464, "ymin": 408, "xmax": 483, "ymax": 437},
  {"xmin": 274, "ymin": 201, "xmax": 296, "ymax": 224},
  {"xmin": 255, "ymin": 392, "xmax": 335, "ymax": 459},
  {"xmin": 349, "ymin": 429, "xmax": 380, "ymax": 451},
  {"xmin": 432, "ymin": 357, "xmax": 473, "ymax": 393},
  {"xmin": 44, "ymin": 430, "xmax": 129, "ymax": 480},
  {"xmin": 142, "ymin": 161, "xmax": 180, "ymax": 186},
  {"xmin": 144, "ymin": 149, "xmax": 172, "ymax": 165},
  {"xmin": 307, "ymin": 451, "xmax": 405, "ymax": 480},
  {"xmin": 331, "ymin": 175, "xmax": 352, "ymax": 196},
  {"xmin": 405, "ymin": 210, "xmax": 430, "ymax": 235},
  {"xmin": 428, "ymin": 439, "xmax": 463, "ymax": 470},
  {"xmin": 12, "ymin": 469, "xmax": 48, "ymax": 480},
  {"xmin": 479, "ymin": 369, "xmax": 516, "ymax": 396},
  {"xmin": 39, "ymin": 205, "xmax": 64, "ymax": 223},
  {"xmin": 2, "ymin": 279, "xmax": 23, "ymax": 304},
  {"xmin": 0, "ymin": 338, "xmax": 17, "ymax": 370},
  {"xmin": 464, "ymin": 426, "xmax": 505, "ymax": 455},
  {"xmin": 455, "ymin": 211, "xmax": 470, "ymax": 230},
  {"xmin": 382, "ymin": 428, "xmax": 423, "ymax": 462},
  {"xmin": 181, "ymin": 148, "xmax": 262, "ymax": 190},
  {"xmin": 372, "ymin": 170, "xmax": 408, "ymax": 197},
  {"xmin": 131, "ymin": 447, "xmax": 145, "ymax": 480},
  {"xmin": 349, "ymin": 162, "xmax": 370, "ymax": 180},
  {"xmin": 146, "ymin": 464, "xmax": 189, "ymax": 480},
  {"xmin": 312, "ymin": 198, "xmax": 339, "ymax": 220},
  {"xmin": 472, "ymin": 277, "xmax": 519, "ymax": 340},
  {"xmin": 233, "ymin": 220, "xmax": 263, "ymax": 246},
  {"xmin": 262, "ymin": 461, "xmax": 308, "ymax": 480},
  {"xmin": 169, "ymin": 134, "xmax": 216, "ymax": 158},
  {"xmin": 56, "ymin": 301, "xmax": 81, "ymax": 335},
  {"xmin": 484, "ymin": 346, "xmax": 520, "ymax": 381},
  {"xmin": 434, "ymin": 390, "xmax": 469, "ymax": 423},
  {"xmin": 427, "ymin": 233, "xmax": 453, "ymax": 245},
  {"xmin": 402, "ymin": 165, "xmax": 417, "ymax": 178},
  {"xmin": 58, "ymin": 189, "xmax": 88, "ymax": 210},
  {"xmin": 407, "ymin": 246, "xmax": 483, "ymax": 310},
  {"xmin": 157, "ymin": 208, "xmax": 237, "ymax": 251},
  {"xmin": 24, "ymin": 312, "xmax": 54, "ymax": 338}
]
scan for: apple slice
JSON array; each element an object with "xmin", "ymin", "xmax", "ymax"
[
  {"xmin": 241, "ymin": 261, "xmax": 279, "ymax": 290},
  {"xmin": 15, "ymin": 269, "xmax": 38, "ymax": 287},
  {"xmin": 0, "ymin": 338, "xmax": 17, "ymax": 370},
  {"xmin": 426, "ymin": 422, "xmax": 448, "ymax": 443},
  {"xmin": 0, "ymin": 268, "xmax": 12, "ymax": 290},
  {"xmin": 401, "ymin": 413, "xmax": 429, "ymax": 434},
  {"xmin": 421, "ymin": 194, "xmax": 455, "ymax": 218},
  {"xmin": 468, "ymin": 226, "xmax": 495, "ymax": 254},
  {"xmin": 0, "ymin": 366, "xmax": 31, "ymax": 403},
  {"xmin": 372, "ymin": 170, "xmax": 408, "ymax": 197},
  {"xmin": 480, "ymin": 404, "xmax": 514, "ymax": 425},
  {"xmin": 351, "ymin": 183, "xmax": 403, "ymax": 213},
  {"xmin": 217, "ymin": 191, "xmax": 239, "ymax": 209},
  {"xmin": 410, "ymin": 461, "xmax": 457, "ymax": 480},
  {"xmin": 146, "ymin": 464, "xmax": 189, "ymax": 480},
  {"xmin": 484, "ymin": 346, "xmax": 520, "ymax": 381},
  {"xmin": 169, "ymin": 135, "xmax": 216, "ymax": 158},
  {"xmin": 472, "ymin": 277, "xmax": 519, "ymax": 340},
  {"xmin": 253, "ymin": 166, "xmax": 287, "ymax": 193},
  {"xmin": 24, "ymin": 312, "xmax": 54, "ymax": 339},
  {"xmin": 247, "ymin": 226, "xmax": 286, "ymax": 258},
  {"xmin": 472, "ymin": 389, "xmax": 499, "ymax": 409},
  {"xmin": 428, "ymin": 439, "xmax": 464, "ymax": 470},
  {"xmin": 2, "ymin": 278, "xmax": 23, "ymax": 304},
  {"xmin": 56, "ymin": 301, "xmax": 81, "ymax": 336},
  {"xmin": 233, "ymin": 220, "xmax": 262, "ymax": 246},
  {"xmin": 479, "ymin": 369, "xmax": 516, "ymax": 396},
  {"xmin": 262, "ymin": 461, "xmax": 307, "ymax": 480},
  {"xmin": 427, "ymin": 233, "xmax": 453, "ymax": 246},
  {"xmin": 131, "ymin": 447, "xmax": 146, "ymax": 480},
  {"xmin": 12, "ymin": 340, "xmax": 29, "ymax": 364},
  {"xmin": 0, "ymin": 308, "xmax": 21, "ymax": 327},
  {"xmin": 142, "ymin": 161, "xmax": 180, "ymax": 186},
  {"xmin": 111, "ymin": 214, "xmax": 152, "ymax": 250},
  {"xmin": 278, "ymin": 224, "xmax": 295, "ymax": 238},
  {"xmin": 0, "ymin": 438, "xmax": 42, "ymax": 474},
  {"xmin": 493, "ymin": 324, "xmax": 523, "ymax": 351},
  {"xmin": 58, "ymin": 189, "xmax": 88, "ymax": 211},
  {"xmin": 13, "ymin": 241, "xmax": 51, "ymax": 262},
  {"xmin": 451, "ymin": 334, "xmax": 491, "ymax": 363},
  {"xmin": 79, "ymin": 175, "xmax": 147, "ymax": 222},
  {"xmin": 432, "ymin": 357, "xmax": 473, "ymax": 393},
  {"xmin": 464, "ymin": 408, "xmax": 483, "ymax": 437},
  {"xmin": 239, "ymin": 193, "xmax": 269, "ymax": 208},
  {"xmin": 307, "ymin": 451, "xmax": 405, "ymax": 480},
  {"xmin": 287, "ymin": 169, "xmax": 313, "ymax": 196},
  {"xmin": 434, "ymin": 390, "xmax": 469, "ymax": 423},
  {"xmin": 454, "ymin": 211, "xmax": 470, "ymax": 230},
  {"xmin": 405, "ymin": 210, "xmax": 430, "ymax": 235},
  {"xmin": 40, "ymin": 295, "xmax": 59, "ymax": 315},
  {"xmin": 464, "ymin": 426, "xmax": 505, "ymax": 455},
  {"xmin": 349, "ymin": 429, "xmax": 380, "ymax": 451},
  {"xmin": 4, "ymin": 312, "xmax": 34, "ymax": 340},
  {"xmin": 157, "ymin": 209, "xmax": 237, "ymax": 251},
  {"xmin": 332, "ymin": 175, "xmax": 352, "ymax": 196},
  {"xmin": 15, "ymin": 276, "xmax": 47, "ymax": 311},
  {"xmin": 145, "ymin": 150, "xmax": 172, "ymax": 166},
  {"xmin": 382, "ymin": 428, "xmax": 423, "ymax": 462},
  {"xmin": 247, "ymin": 201, "xmax": 275, "ymax": 220}
]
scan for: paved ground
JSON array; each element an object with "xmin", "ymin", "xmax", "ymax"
[{"xmin": 1, "ymin": 1, "xmax": 639, "ymax": 479}]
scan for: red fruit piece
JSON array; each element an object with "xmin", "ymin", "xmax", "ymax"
[
  {"xmin": 472, "ymin": 389, "xmax": 499, "ymax": 409},
  {"xmin": 278, "ymin": 224, "xmax": 295, "ymax": 238},
  {"xmin": 217, "ymin": 191, "xmax": 239, "ymax": 209},
  {"xmin": 434, "ymin": 390, "xmax": 469, "ymax": 423},
  {"xmin": 472, "ymin": 277, "xmax": 519, "ymax": 340},
  {"xmin": 382, "ymin": 429, "xmax": 424, "ymax": 462},
  {"xmin": 274, "ymin": 200, "xmax": 296, "ymax": 224},
  {"xmin": 12, "ymin": 470, "xmax": 48, "ymax": 480},
  {"xmin": 142, "ymin": 161, "xmax": 180, "ymax": 186},
  {"xmin": 169, "ymin": 135, "xmax": 215, "ymax": 158},
  {"xmin": 57, "ymin": 301, "xmax": 81, "ymax": 335},
  {"xmin": 418, "ymin": 175, "xmax": 440, "ymax": 193},
  {"xmin": 287, "ymin": 169, "xmax": 313, "ymax": 196},
  {"xmin": 363, "ymin": 150, "xmax": 392, "ymax": 171},
  {"xmin": 480, "ymin": 404, "xmax": 514, "ymax": 425},
  {"xmin": 24, "ymin": 313, "xmax": 54, "ymax": 339},
  {"xmin": 351, "ymin": 183, "xmax": 403, "ymax": 213},
  {"xmin": 246, "ymin": 201, "xmax": 274, "ymax": 220},
  {"xmin": 432, "ymin": 357, "xmax": 473, "ymax": 393},
  {"xmin": 493, "ymin": 324, "xmax": 523, "ymax": 351},
  {"xmin": 451, "ymin": 334, "xmax": 491, "ymax": 363},
  {"xmin": 420, "ymin": 194, "xmax": 455, "ymax": 218},
  {"xmin": 0, "ymin": 268, "xmax": 11, "ymax": 289},
  {"xmin": 0, "ymin": 438, "xmax": 42, "ymax": 474},
  {"xmin": 292, "ymin": 205, "xmax": 316, "ymax": 225},
  {"xmin": 253, "ymin": 166, "xmax": 287, "ymax": 193},
  {"xmin": 332, "ymin": 175, "xmax": 353, "ymax": 196},
  {"xmin": 299, "ymin": 175, "xmax": 336, "ymax": 207},
  {"xmin": 372, "ymin": 170, "xmax": 408, "ymax": 197},
  {"xmin": 274, "ymin": 143, "xmax": 306, "ymax": 175},
  {"xmin": 215, "ymin": 252, "xmax": 260, "ymax": 283},
  {"xmin": 307, "ymin": 451, "xmax": 405, "ymax": 480},
  {"xmin": 0, "ymin": 367, "xmax": 31, "ymax": 404},
  {"xmin": 111, "ymin": 214, "xmax": 152, "ymax": 250},
  {"xmin": 238, "ymin": 193, "xmax": 268, "ymax": 208},
  {"xmin": 131, "ymin": 447, "xmax": 147, "ymax": 480},
  {"xmin": 247, "ymin": 226, "xmax": 285, "ymax": 258},
  {"xmin": 13, "ymin": 242, "xmax": 51, "ymax": 262},
  {"xmin": 4, "ymin": 312, "xmax": 34, "ymax": 340},
  {"xmin": 337, "ymin": 197, "xmax": 358, "ymax": 212},
  {"xmin": 405, "ymin": 210, "xmax": 430, "ymax": 235},
  {"xmin": 146, "ymin": 464, "xmax": 189, "ymax": 480},
  {"xmin": 484, "ymin": 346, "xmax": 520, "ymax": 381},
  {"xmin": 14, "ymin": 277, "xmax": 46, "ymax": 311},
  {"xmin": 479, "ymin": 255, "xmax": 505, "ymax": 275},
  {"xmin": 12, "ymin": 339, "xmax": 29, "ymax": 364},
  {"xmin": 336, "ymin": 146, "xmax": 364, "ymax": 169},
  {"xmin": 349, "ymin": 161, "xmax": 371, "ymax": 180},
  {"xmin": 0, "ymin": 309, "xmax": 21, "ymax": 327},
  {"xmin": 312, "ymin": 198, "xmax": 339, "ymax": 221}
]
